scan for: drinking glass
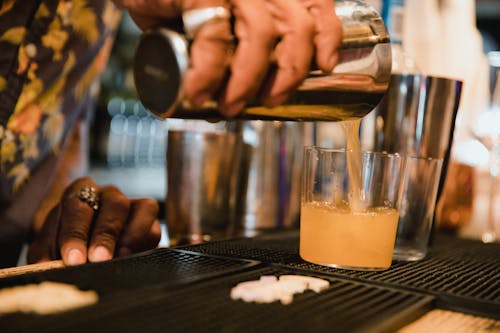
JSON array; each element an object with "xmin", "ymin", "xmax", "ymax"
[{"xmin": 300, "ymin": 147, "xmax": 404, "ymax": 270}]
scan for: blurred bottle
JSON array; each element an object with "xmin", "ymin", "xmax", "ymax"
[
  {"xmin": 382, "ymin": 0, "xmax": 420, "ymax": 74},
  {"xmin": 435, "ymin": 161, "xmax": 475, "ymax": 234}
]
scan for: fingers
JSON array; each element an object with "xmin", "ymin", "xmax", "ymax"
[
  {"xmin": 57, "ymin": 178, "xmax": 99, "ymax": 266},
  {"xmin": 28, "ymin": 196, "xmax": 160, "ymax": 263},
  {"xmin": 87, "ymin": 185, "xmax": 131, "ymax": 262},
  {"xmin": 117, "ymin": 0, "xmax": 341, "ymax": 115},
  {"xmin": 191, "ymin": 0, "xmax": 336, "ymax": 114},
  {"xmin": 300, "ymin": 0, "xmax": 341, "ymax": 73},
  {"xmin": 116, "ymin": 198, "xmax": 161, "ymax": 256},
  {"xmin": 183, "ymin": 11, "xmax": 233, "ymax": 109},
  {"xmin": 31, "ymin": 176, "xmax": 161, "ymax": 266},
  {"xmin": 258, "ymin": 0, "xmax": 315, "ymax": 107},
  {"xmin": 217, "ymin": 0, "xmax": 276, "ymax": 116}
]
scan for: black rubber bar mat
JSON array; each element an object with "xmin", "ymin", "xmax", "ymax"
[
  {"xmin": 180, "ymin": 232, "xmax": 500, "ymax": 319},
  {"xmin": 0, "ymin": 248, "xmax": 259, "ymax": 294},
  {"xmin": 0, "ymin": 266, "xmax": 434, "ymax": 333}
]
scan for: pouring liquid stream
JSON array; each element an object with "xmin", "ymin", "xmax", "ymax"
[{"xmin": 342, "ymin": 119, "xmax": 368, "ymax": 212}]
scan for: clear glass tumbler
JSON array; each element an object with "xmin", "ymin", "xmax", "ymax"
[{"xmin": 300, "ymin": 147, "xmax": 404, "ymax": 270}]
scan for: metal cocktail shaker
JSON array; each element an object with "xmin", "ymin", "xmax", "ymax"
[{"xmin": 133, "ymin": 0, "xmax": 391, "ymax": 121}]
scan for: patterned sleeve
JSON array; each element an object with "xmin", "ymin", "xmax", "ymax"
[{"xmin": 0, "ymin": 0, "xmax": 122, "ymax": 203}]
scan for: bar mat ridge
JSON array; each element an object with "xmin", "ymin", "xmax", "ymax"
[
  {"xmin": 0, "ymin": 266, "xmax": 434, "ymax": 333},
  {"xmin": 180, "ymin": 233, "xmax": 500, "ymax": 318},
  {"xmin": 0, "ymin": 248, "xmax": 259, "ymax": 294}
]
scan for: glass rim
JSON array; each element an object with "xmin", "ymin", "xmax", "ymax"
[
  {"xmin": 403, "ymin": 155, "xmax": 444, "ymax": 162},
  {"xmin": 304, "ymin": 146, "xmax": 401, "ymax": 158},
  {"xmin": 167, "ymin": 129, "xmax": 230, "ymax": 136},
  {"xmin": 304, "ymin": 147, "xmax": 444, "ymax": 162}
]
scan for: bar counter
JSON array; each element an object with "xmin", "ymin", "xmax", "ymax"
[{"xmin": 0, "ymin": 232, "xmax": 498, "ymax": 333}]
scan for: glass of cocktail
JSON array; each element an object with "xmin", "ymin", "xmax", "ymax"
[{"xmin": 300, "ymin": 147, "xmax": 404, "ymax": 270}]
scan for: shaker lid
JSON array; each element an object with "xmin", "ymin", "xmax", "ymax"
[{"xmin": 133, "ymin": 29, "xmax": 188, "ymax": 119}]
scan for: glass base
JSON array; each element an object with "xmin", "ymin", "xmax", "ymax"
[
  {"xmin": 302, "ymin": 259, "xmax": 390, "ymax": 271},
  {"xmin": 168, "ymin": 233, "xmax": 212, "ymax": 247},
  {"xmin": 393, "ymin": 248, "xmax": 426, "ymax": 262}
]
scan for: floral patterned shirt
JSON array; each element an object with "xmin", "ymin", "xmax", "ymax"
[
  {"xmin": 0, "ymin": 0, "xmax": 120, "ymax": 202},
  {"xmin": 0, "ymin": 0, "xmax": 121, "ymax": 266}
]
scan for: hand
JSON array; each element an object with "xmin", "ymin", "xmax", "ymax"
[
  {"xmin": 28, "ymin": 177, "xmax": 162, "ymax": 265},
  {"xmin": 112, "ymin": 0, "xmax": 342, "ymax": 116}
]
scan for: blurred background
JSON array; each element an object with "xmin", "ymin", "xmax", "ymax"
[{"xmin": 88, "ymin": 0, "xmax": 500, "ymax": 241}]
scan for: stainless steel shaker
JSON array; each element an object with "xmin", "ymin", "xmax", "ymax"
[
  {"xmin": 166, "ymin": 128, "xmax": 249, "ymax": 245},
  {"xmin": 368, "ymin": 74, "xmax": 463, "ymax": 260},
  {"xmin": 133, "ymin": 0, "xmax": 392, "ymax": 121}
]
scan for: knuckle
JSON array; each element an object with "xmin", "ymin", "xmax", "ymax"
[
  {"xmin": 63, "ymin": 177, "xmax": 97, "ymax": 198},
  {"xmin": 111, "ymin": 196, "xmax": 131, "ymax": 212},
  {"xmin": 69, "ymin": 177, "xmax": 95, "ymax": 191},
  {"xmin": 76, "ymin": 176, "xmax": 94, "ymax": 184},
  {"xmin": 136, "ymin": 198, "xmax": 159, "ymax": 217},
  {"xmin": 101, "ymin": 191, "xmax": 131, "ymax": 212},
  {"xmin": 62, "ymin": 196, "xmax": 88, "ymax": 211}
]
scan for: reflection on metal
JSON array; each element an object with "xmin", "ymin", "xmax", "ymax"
[
  {"xmin": 241, "ymin": 121, "xmax": 304, "ymax": 233},
  {"xmin": 370, "ymin": 74, "xmax": 463, "ymax": 221},
  {"xmin": 372, "ymin": 74, "xmax": 463, "ymax": 160},
  {"xmin": 166, "ymin": 129, "xmax": 247, "ymax": 245}
]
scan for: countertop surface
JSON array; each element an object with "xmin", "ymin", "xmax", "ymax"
[{"xmin": 0, "ymin": 232, "xmax": 498, "ymax": 333}]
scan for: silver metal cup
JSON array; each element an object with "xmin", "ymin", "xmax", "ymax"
[
  {"xmin": 165, "ymin": 129, "xmax": 249, "ymax": 245},
  {"xmin": 241, "ymin": 121, "xmax": 304, "ymax": 235},
  {"xmin": 369, "ymin": 74, "xmax": 463, "ymax": 261}
]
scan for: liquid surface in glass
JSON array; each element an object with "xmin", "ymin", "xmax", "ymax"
[
  {"xmin": 300, "ymin": 203, "xmax": 399, "ymax": 269},
  {"xmin": 299, "ymin": 119, "xmax": 399, "ymax": 269}
]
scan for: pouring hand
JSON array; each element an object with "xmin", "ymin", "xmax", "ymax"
[{"xmin": 112, "ymin": 0, "xmax": 341, "ymax": 116}]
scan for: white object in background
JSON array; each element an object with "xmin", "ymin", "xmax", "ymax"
[
  {"xmin": 384, "ymin": 0, "xmax": 420, "ymax": 74},
  {"xmin": 403, "ymin": 0, "xmax": 490, "ymax": 143},
  {"xmin": 404, "ymin": 0, "xmax": 490, "ymax": 160},
  {"xmin": 440, "ymin": 0, "xmax": 490, "ymax": 145},
  {"xmin": 403, "ymin": 0, "xmax": 442, "ymax": 75}
]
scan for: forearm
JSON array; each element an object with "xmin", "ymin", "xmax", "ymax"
[{"xmin": 32, "ymin": 120, "xmax": 89, "ymax": 234}]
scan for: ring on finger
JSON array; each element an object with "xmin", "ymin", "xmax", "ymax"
[
  {"xmin": 182, "ymin": 6, "xmax": 231, "ymax": 38},
  {"xmin": 77, "ymin": 186, "xmax": 100, "ymax": 211}
]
